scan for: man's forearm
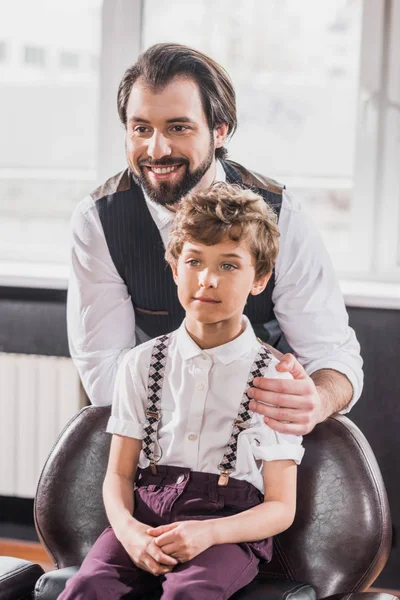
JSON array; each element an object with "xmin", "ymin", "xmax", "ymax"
[{"xmin": 311, "ymin": 369, "xmax": 353, "ymax": 420}]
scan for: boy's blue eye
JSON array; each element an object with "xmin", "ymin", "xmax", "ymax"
[
  {"xmin": 221, "ymin": 263, "xmax": 236, "ymax": 271},
  {"xmin": 187, "ymin": 259, "xmax": 201, "ymax": 267}
]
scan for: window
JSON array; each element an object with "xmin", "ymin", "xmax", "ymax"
[
  {"xmin": 24, "ymin": 45, "xmax": 46, "ymax": 67},
  {"xmin": 142, "ymin": 0, "xmax": 363, "ymax": 276},
  {"xmin": 2, "ymin": 0, "xmax": 399, "ymax": 291},
  {"xmin": 0, "ymin": 0, "xmax": 102, "ymax": 271}
]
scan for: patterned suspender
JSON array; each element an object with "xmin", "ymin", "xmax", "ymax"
[
  {"xmin": 142, "ymin": 335, "xmax": 272, "ymax": 484},
  {"xmin": 217, "ymin": 345, "xmax": 272, "ymax": 486},
  {"xmin": 142, "ymin": 334, "xmax": 172, "ymax": 474}
]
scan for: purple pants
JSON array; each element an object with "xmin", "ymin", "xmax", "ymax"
[{"xmin": 59, "ymin": 466, "xmax": 272, "ymax": 600}]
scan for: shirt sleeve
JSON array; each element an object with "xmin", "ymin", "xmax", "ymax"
[
  {"xmin": 273, "ymin": 190, "xmax": 363, "ymax": 411},
  {"xmin": 244, "ymin": 359, "xmax": 305, "ymax": 465},
  {"xmin": 67, "ymin": 197, "xmax": 136, "ymax": 407},
  {"xmin": 106, "ymin": 345, "xmax": 151, "ymax": 439}
]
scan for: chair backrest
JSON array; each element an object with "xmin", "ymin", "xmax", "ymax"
[{"xmin": 35, "ymin": 407, "xmax": 391, "ymax": 598}]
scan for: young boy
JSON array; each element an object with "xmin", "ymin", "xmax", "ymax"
[{"xmin": 60, "ymin": 182, "xmax": 304, "ymax": 600}]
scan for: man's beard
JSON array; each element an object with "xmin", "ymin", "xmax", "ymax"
[{"xmin": 131, "ymin": 137, "xmax": 215, "ymax": 207}]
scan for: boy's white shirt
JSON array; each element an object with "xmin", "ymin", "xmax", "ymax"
[{"xmin": 107, "ymin": 316, "xmax": 304, "ymax": 494}]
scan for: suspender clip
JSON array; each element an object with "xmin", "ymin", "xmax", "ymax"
[
  {"xmin": 146, "ymin": 410, "xmax": 159, "ymax": 419},
  {"xmin": 218, "ymin": 471, "xmax": 230, "ymax": 487},
  {"xmin": 235, "ymin": 418, "xmax": 249, "ymax": 429}
]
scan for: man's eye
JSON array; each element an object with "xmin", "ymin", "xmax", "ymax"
[
  {"xmin": 221, "ymin": 263, "xmax": 236, "ymax": 271},
  {"xmin": 171, "ymin": 125, "xmax": 188, "ymax": 132},
  {"xmin": 133, "ymin": 126, "xmax": 150, "ymax": 134}
]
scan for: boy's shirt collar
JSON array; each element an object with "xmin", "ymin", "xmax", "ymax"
[
  {"xmin": 176, "ymin": 315, "xmax": 257, "ymax": 365},
  {"xmin": 143, "ymin": 159, "xmax": 226, "ymax": 228}
]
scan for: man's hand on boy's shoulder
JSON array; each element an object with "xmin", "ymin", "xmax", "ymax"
[{"xmin": 248, "ymin": 353, "xmax": 351, "ymax": 436}]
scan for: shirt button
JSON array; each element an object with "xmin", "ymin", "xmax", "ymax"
[
  {"xmin": 188, "ymin": 433, "xmax": 198, "ymax": 441},
  {"xmin": 196, "ymin": 383, "xmax": 205, "ymax": 391},
  {"xmin": 200, "ymin": 354, "xmax": 208, "ymax": 360},
  {"xmin": 176, "ymin": 474, "xmax": 185, "ymax": 484}
]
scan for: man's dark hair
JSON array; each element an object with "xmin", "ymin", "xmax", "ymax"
[{"xmin": 117, "ymin": 43, "xmax": 237, "ymax": 160}]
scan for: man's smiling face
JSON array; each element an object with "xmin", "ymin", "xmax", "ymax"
[{"xmin": 125, "ymin": 76, "xmax": 227, "ymax": 207}]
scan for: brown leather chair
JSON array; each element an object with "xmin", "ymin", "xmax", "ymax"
[{"xmin": 0, "ymin": 406, "xmax": 395, "ymax": 600}]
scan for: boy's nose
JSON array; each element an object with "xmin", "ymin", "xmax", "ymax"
[
  {"xmin": 147, "ymin": 131, "xmax": 172, "ymax": 159},
  {"xmin": 199, "ymin": 269, "xmax": 218, "ymax": 288}
]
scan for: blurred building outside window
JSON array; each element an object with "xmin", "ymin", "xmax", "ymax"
[
  {"xmin": 59, "ymin": 51, "xmax": 80, "ymax": 69},
  {"xmin": 24, "ymin": 45, "xmax": 46, "ymax": 67}
]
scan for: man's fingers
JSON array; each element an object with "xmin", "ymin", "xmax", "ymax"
[
  {"xmin": 251, "ymin": 376, "xmax": 310, "ymax": 396},
  {"xmin": 275, "ymin": 353, "xmax": 308, "ymax": 380},
  {"xmin": 262, "ymin": 416, "xmax": 309, "ymax": 436},
  {"xmin": 250, "ymin": 402, "xmax": 309, "ymax": 424}
]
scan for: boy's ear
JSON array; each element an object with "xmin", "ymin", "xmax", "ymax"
[
  {"xmin": 250, "ymin": 272, "xmax": 272, "ymax": 296},
  {"xmin": 170, "ymin": 263, "xmax": 178, "ymax": 284}
]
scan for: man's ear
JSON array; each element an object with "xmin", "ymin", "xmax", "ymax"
[
  {"xmin": 214, "ymin": 123, "xmax": 229, "ymax": 149},
  {"xmin": 250, "ymin": 272, "xmax": 272, "ymax": 296}
]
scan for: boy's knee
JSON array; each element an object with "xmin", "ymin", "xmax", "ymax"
[{"xmin": 60, "ymin": 572, "xmax": 100, "ymax": 599}]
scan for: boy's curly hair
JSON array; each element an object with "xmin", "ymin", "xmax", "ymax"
[{"xmin": 166, "ymin": 182, "xmax": 280, "ymax": 280}]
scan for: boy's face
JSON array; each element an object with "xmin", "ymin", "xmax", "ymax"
[{"xmin": 172, "ymin": 237, "xmax": 270, "ymax": 327}]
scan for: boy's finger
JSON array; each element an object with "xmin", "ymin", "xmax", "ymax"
[
  {"xmin": 157, "ymin": 542, "xmax": 179, "ymax": 556},
  {"xmin": 147, "ymin": 523, "xmax": 177, "ymax": 536},
  {"xmin": 154, "ymin": 530, "xmax": 177, "ymax": 546},
  {"xmin": 144, "ymin": 554, "xmax": 171, "ymax": 575},
  {"xmin": 147, "ymin": 543, "xmax": 178, "ymax": 566}
]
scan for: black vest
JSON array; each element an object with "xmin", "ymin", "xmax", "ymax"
[{"xmin": 95, "ymin": 160, "xmax": 289, "ymax": 349}]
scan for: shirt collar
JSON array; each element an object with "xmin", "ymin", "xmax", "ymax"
[
  {"xmin": 176, "ymin": 315, "xmax": 256, "ymax": 365},
  {"xmin": 142, "ymin": 159, "xmax": 227, "ymax": 228}
]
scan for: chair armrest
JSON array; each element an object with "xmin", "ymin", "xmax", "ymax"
[
  {"xmin": 232, "ymin": 578, "xmax": 317, "ymax": 600},
  {"xmin": 34, "ymin": 566, "xmax": 79, "ymax": 600},
  {"xmin": 0, "ymin": 556, "xmax": 44, "ymax": 600}
]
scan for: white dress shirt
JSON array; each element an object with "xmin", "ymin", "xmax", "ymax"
[
  {"xmin": 107, "ymin": 317, "xmax": 304, "ymax": 494},
  {"xmin": 67, "ymin": 161, "xmax": 363, "ymax": 408}
]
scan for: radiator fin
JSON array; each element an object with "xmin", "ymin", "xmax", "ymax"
[{"xmin": 0, "ymin": 353, "xmax": 86, "ymax": 498}]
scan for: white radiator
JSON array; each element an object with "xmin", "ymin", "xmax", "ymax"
[{"xmin": 0, "ymin": 353, "xmax": 86, "ymax": 498}]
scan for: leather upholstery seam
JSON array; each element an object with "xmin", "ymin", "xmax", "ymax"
[
  {"xmin": 0, "ymin": 563, "xmax": 40, "ymax": 583},
  {"xmin": 283, "ymin": 583, "xmax": 313, "ymax": 599}
]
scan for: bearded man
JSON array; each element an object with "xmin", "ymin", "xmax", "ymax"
[{"xmin": 67, "ymin": 43, "xmax": 363, "ymax": 435}]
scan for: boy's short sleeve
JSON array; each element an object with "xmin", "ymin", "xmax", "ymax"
[
  {"xmin": 106, "ymin": 344, "xmax": 151, "ymax": 439},
  {"xmin": 246, "ymin": 357, "xmax": 305, "ymax": 465}
]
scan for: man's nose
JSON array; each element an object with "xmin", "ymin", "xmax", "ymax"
[
  {"xmin": 147, "ymin": 131, "xmax": 172, "ymax": 159},
  {"xmin": 199, "ymin": 269, "xmax": 218, "ymax": 288}
]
